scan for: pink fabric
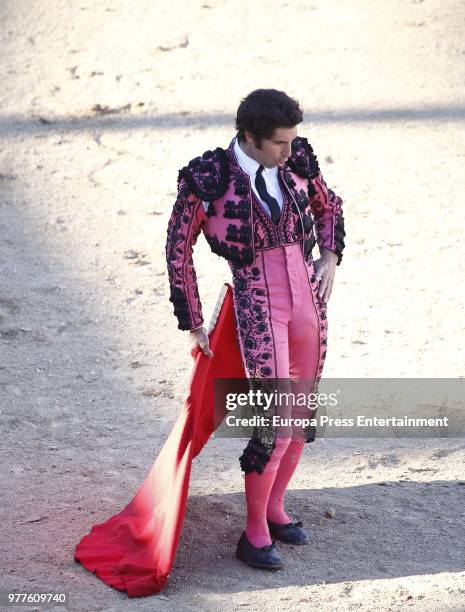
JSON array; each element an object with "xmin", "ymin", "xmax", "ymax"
[
  {"xmin": 242, "ymin": 242, "xmax": 324, "ymax": 541},
  {"xmin": 260, "ymin": 243, "xmax": 321, "ymax": 380},
  {"xmin": 232, "ymin": 242, "xmax": 327, "ymax": 392},
  {"xmin": 244, "ymin": 437, "xmax": 291, "ymax": 547},
  {"xmin": 267, "ymin": 438, "xmax": 305, "ymax": 525}
]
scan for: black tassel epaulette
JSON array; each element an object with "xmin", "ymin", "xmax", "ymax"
[
  {"xmin": 287, "ymin": 136, "xmax": 320, "ymax": 179},
  {"xmin": 286, "ymin": 136, "xmax": 321, "ymax": 197},
  {"xmin": 178, "ymin": 147, "xmax": 230, "ymax": 202}
]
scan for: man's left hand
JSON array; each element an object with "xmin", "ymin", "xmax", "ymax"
[{"xmin": 313, "ymin": 248, "xmax": 338, "ymax": 303}]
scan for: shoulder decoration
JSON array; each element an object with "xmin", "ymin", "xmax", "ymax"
[
  {"xmin": 287, "ymin": 136, "xmax": 320, "ymax": 180},
  {"xmin": 178, "ymin": 147, "xmax": 230, "ymax": 202}
]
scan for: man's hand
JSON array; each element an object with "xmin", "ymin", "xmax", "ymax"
[
  {"xmin": 313, "ymin": 248, "xmax": 338, "ymax": 303},
  {"xmin": 189, "ymin": 326, "xmax": 214, "ymax": 358}
]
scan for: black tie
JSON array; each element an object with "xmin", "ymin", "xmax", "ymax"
[{"xmin": 255, "ymin": 165, "xmax": 281, "ymax": 225}]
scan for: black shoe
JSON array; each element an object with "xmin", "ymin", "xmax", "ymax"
[
  {"xmin": 267, "ymin": 519, "xmax": 310, "ymax": 545},
  {"xmin": 236, "ymin": 532, "xmax": 283, "ymax": 569}
]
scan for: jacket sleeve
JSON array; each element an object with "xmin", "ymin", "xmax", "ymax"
[
  {"xmin": 165, "ymin": 176, "xmax": 207, "ymax": 331},
  {"xmin": 309, "ymin": 171, "xmax": 346, "ymax": 265}
]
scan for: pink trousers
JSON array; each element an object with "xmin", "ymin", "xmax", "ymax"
[
  {"xmin": 233, "ymin": 243, "xmax": 329, "ymax": 540},
  {"xmin": 254, "ymin": 243, "xmax": 325, "ymax": 379},
  {"xmin": 231, "ymin": 242, "xmax": 328, "ymax": 460}
]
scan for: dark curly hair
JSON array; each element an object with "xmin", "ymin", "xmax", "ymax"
[{"xmin": 235, "ymin": 89, "xmax": 303, "ymax": 146}]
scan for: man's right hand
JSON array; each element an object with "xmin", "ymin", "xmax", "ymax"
[{"xmin": 189, "ymin": 326, "xmax": 214, "ymax": 358}]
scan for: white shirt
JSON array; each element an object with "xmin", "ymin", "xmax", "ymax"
[{"xmin": 202, "ymin": 137, "xmax": 284, "ymax": 219}]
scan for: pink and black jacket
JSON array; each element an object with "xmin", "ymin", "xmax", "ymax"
[{"xmin": 165, "ymin": 136, "xmax": 346, "ymax": 331}]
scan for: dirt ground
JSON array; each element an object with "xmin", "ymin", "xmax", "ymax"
[{"xmin": 1, "ymin": 0, "xmax": 464, "ymax": 611}]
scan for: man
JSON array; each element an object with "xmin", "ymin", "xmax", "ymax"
[{"xmin": 165, "ymin": 89, "xmax": 345, "ymax": 570}]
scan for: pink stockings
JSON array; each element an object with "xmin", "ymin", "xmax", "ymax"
[{"xmin": 245, "ymin": 436, "xmax": 305, "ymax": 547}]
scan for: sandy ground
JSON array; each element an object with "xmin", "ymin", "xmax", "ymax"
[{"xmin": 1, "ymin": 0, "xmax": 464, "ymax": 610}]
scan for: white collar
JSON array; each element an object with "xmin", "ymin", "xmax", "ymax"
[{"xmin": 233, "ymin": 137, "xmax": 277, "ymax": 177}]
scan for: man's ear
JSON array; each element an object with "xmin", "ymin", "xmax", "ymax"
[{"xmin": 244, "ymin": 130, "xmax": 257, "ymax": 146}]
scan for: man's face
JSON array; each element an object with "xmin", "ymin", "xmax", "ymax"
[{"xmin": 245, "ymin": 126, "xmax": 298, "ymax": 168}]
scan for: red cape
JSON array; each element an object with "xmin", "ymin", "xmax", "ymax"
[{"xmin": 74, "ymin": 283, "xmax": 245, "ymax": 597}]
